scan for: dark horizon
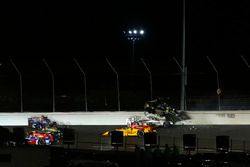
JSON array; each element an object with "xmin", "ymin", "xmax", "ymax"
[{"xmin": 0, "ymin": 1, "xmax": 250, "ymax": 111}]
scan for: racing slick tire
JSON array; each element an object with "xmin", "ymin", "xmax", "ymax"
[
  {"xmin": 137, "ymin": 130, "xmax": 144, "ymax": 138},
  {"xmin": 38, "ymin": 138, "xmax": 45, "ymax": 145},
  {"xmin": 163, "ymin": 121, "xmax": 174, "ymax": 128}
]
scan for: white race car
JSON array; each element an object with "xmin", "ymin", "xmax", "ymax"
[
  {"xmin": 146, "ymin": 115, "xmax": 174, "ymax": 127},
  {"xmin": 126, "ymin": 114, "xmax": 173, "ymax": 128}
]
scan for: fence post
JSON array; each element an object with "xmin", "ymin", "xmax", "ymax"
[
  {"xmin": 173, "ymin": 137, "xmax": 176, "ymax": 147},
  {"xmin": 43, "ymin": 59, "xmax": 55, "ymax": 112},
  {"xmin": 100, "ymin": 135, "xmax": 102, "ymax": 151},
  {"xmin": 10, "ymin": 59, "xmax": 23, "ymax": 112},
  {"xmin": 196, "ymin": 137, "xmax": 199, "ymax": 153},
  {"xmin": 158, "ymin": 134, "xmax": 160, "ymax": 148},
  {"xmin": 73, "ymin": 58, "xmax": 88, "ymax": 111},
  {"xmin": 241, "ymin": 55, "xmax": 250, "ymax": 68},
  {"xmin": 230, "ymin": 138, "xmax": 233, "ymax": 152},
  {"xmin": 141, "ymin": 58, "xmax": 153, "ymax": 100},
  {"xmin": 243, "ymin": 140, "xmax": 246, "ymax": 152},
  {"xmin": 106, "ymin": 58, "xmax": 120, "ymax": 111},
  {"xmin": 206, "ymin": 56, "xmax": 221, "ymax": 110}
]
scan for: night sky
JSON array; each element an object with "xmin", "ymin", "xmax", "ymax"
[{"xmin": 1, "ymin": 1, "xmax": 250, "ymax": 111}]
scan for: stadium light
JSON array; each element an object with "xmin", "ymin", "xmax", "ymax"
[
  {"xmin": 124, "ymin": 28, "xmax": 145, "ymax": 68},
  {"xmin": 124, "ymin": 28, "xmax": 145, "ymax": 41},
  {"xmin": 124, "ymin": 28, "xmax": 145, "ymax": 88},
  {"xmin": 140, "ymin": 30, "xmax": 144, "ymax": 35}
]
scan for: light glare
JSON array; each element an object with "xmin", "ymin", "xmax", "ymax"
[{"xmin": 140, "ymin": 30, "xmax": 144, "ymax": 35}]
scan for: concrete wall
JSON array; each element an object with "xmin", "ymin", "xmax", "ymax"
[
  {"xmin": 184, "ymin": 110, "xmax": 250, "ymax": 125},
  {"xmin": 0, "ymin": 111, "xmax": 145, "ymax": 126},
  {"xmin": 1, "ymin": 110, "xmax": 250, "ymax": 126}
]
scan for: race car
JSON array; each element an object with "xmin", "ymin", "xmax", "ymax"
[
  {"xmin": 144, "ymin": 98, "xmax": 190, "ymax": 125},
  {"xmin": 28, "ymin": 115, "xmax": 57, "ymax": 130},
  {"xmin": 144, "ymin": 98, "xmax": 178, "ymax": 117},
  {"xmin": 26, "ymin": 130, "xmax": 53, "ymax": 145},
  {"xmin": 26, "ymin": 128, "xmax": 63, "ymax": 145},
  {"xmin": 126, "ymin": 115, "xmax": 174, "ymax": 128},
  {"xmin": 102, "ymin": 124, "xmax": 156, "ymax": 137},
  {"xmin": 26, "ymin": 115, "xmax": 63, "ymax": 145}
]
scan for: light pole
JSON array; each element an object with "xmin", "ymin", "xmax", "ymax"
[
  {"xmin": 124, "ymin": 28, "xmax": 145, "ymax": 82},
  {"xmin": 173, "ymin": 57, "xmax": 187, "ymax": 111},
  {"xmin": 106, "ymin": 58, "xmax": 120, "ymax": 111},
  {"xmin": 43, "ymin": 59, "xmax": 55, "ymax": 112},
  {"xmin": 206, "ymin": 56, "xmax": 221, "ymax": 110},
  {"xmin": 73, "ymin": 58, "xmax": 88, "ymax": 112},
  {"xmin": 10, "ymin": 59, "xmax": 23, "ymax": 112},
  {"xmin": 141, "ymin": 58, "xmax": 153, "ymax": 100},
  {"xmin": 181, "ymin": 0, "xmax": 187, "ymax": 112}
]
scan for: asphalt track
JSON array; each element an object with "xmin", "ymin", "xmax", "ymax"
[
  {"xmin": 5, "ymin": 125, "xmax": 250, "ymax": 153},
  {"xmin": 63, "ymin": 125, "xmax": 250, "ymax": 153}
]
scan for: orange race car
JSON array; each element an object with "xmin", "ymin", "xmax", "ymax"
[{"xmin": 102, "ymin": 123, "xmax": 156, "ymax": 137}]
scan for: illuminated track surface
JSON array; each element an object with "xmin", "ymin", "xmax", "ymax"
[
  {"xmin": 8, "ymin": 125, "xmax": 249, "ymax": 153},
  {"xmin": 71, "ymin": 125, "xmax": 250, "ymax": 152},
  {"xmin": 2, "ymin": 111, "xmax": 250, "ymax": 154}
]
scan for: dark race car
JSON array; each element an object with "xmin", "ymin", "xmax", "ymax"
[
  {"xmin": 28, "ymin": 115, "xmax": 57, "ymax": 130},
  {"xmin": 26, "ymin": 128, "xmax": 63, "ymax": 145},
  {"xmin": 26, "ymin": 115, "xmax": 62, "ymax": 145},
  {"xmin": 26, "ymin": 130, "xmax": 53, "ymax": 145},
  {"xmin": 144, "ymin": 98, "xmax": 190, "ymax": 125}
]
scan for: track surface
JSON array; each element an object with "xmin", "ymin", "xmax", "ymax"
[
  {"xmin": 66, "ymin": 125, "xmax": 250, "ymax": 152},
  {"xmin": 6, "ymin": 125, "xmax": 250, "ymax": 153}
]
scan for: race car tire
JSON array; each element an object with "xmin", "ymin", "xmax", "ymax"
[
  {"xmin": 137, "ymin": 130, "xmax": 144, "ymax": 138},
  {"xmin": 163, "ymin": 121, "xmax": 174, "ymax": 128},
  {"xmin": 38, "ymin": 138, "xmax": 45, "ymax": 145}
]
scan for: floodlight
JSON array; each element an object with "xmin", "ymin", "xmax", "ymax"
[{"xmin": 140, "ymin": 30, "xmax": 144, "ymax": 35}]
